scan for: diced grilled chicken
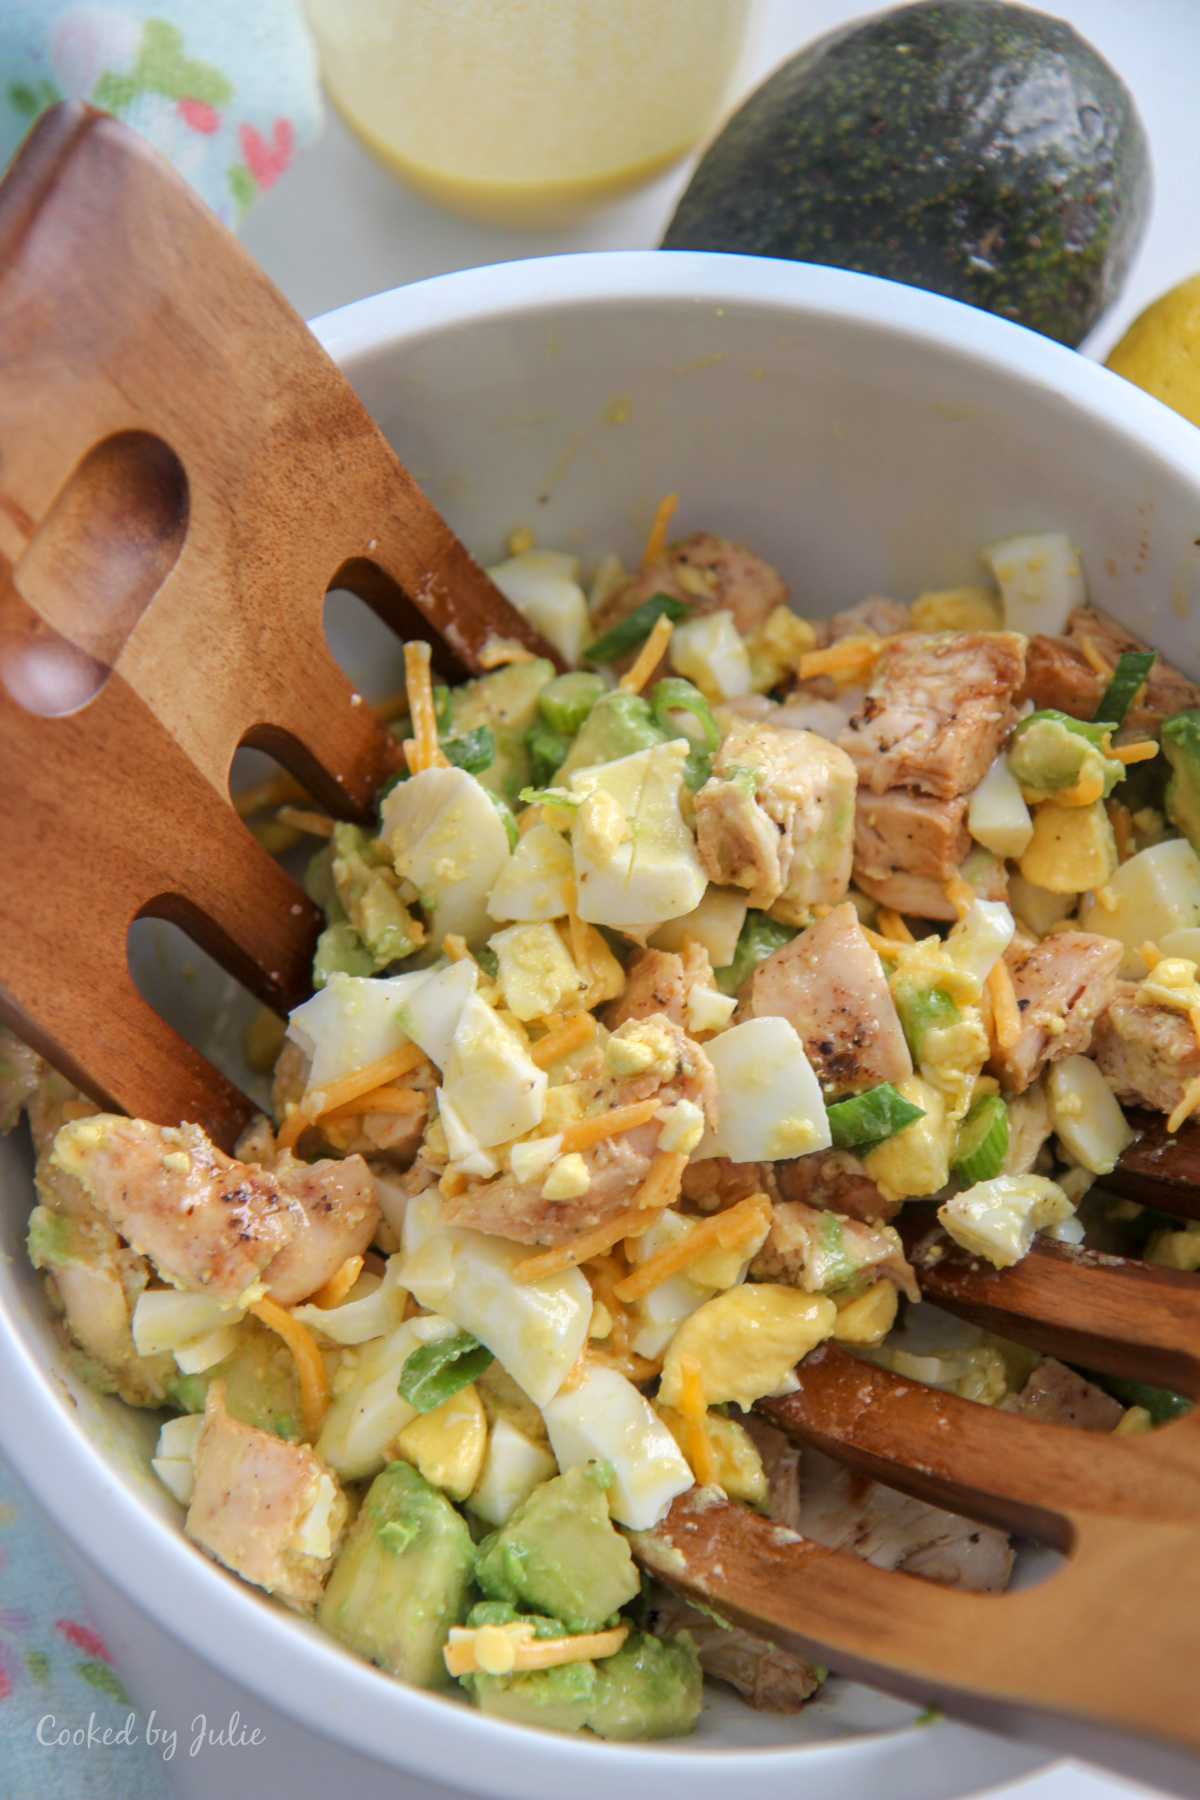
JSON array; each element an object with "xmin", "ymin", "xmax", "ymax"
[
  {"xmin": 680, "ymin": 1155, "xmax": 764, "ymax": 1211},
  {"xmin": 829, "ymin": 596, "xmax": 911, "ymax": 640},
  {"xmin": 750, "ymin": 1199, "xmax": 919, "ymax": 1301},
  {"xmin": 271, "ymin": 1037, "xmax": 431, "ymax": 1165},
  {"xmin": 743, "ymin": 1420, "xmax": 1013, "ymax": 1592},
  {"xmin": 855, "ymin": 852, "xmax": 1010, "ymax": 924},
  {"xmin": 838, "ymin": 632, "xmax": 1026, "ymax": 799},
  {"xmin": 186, "ymin": 1381, "xmax": 347, "ymax": 1611},
  {"xmin": 644, "ymin": 1587, "xmax": 820, "ymax": 1711},
  {"xmin": 999, "ymin": 1357, "xmax": 1125, "ymax": 1431},
  {"xmin": 770, "ymin": 1149, "xmax": 900, "ymax": 1224},
  {"xmin": 1002, "ymin": 1079, "xmax": 1053, "ymax": 1176},
  {"xmin": 442, "ymin": 1015, "xmax": 716, "ymax": 1245},
  {"xmin": 1019, "ymin": 607, "xmax": 1200, "ymax": 735},
  {"xmin": 603, "ymin": 942, "xmax": 716, "ymax": 1032},
  {"xmin": 854, "ymin": 788, "xmax": 971, "ymax": 886},
  {"xmin": 50, "ymin": 1115, "xmax": 377, "ymax": 1304},
  {"xmin": 990, "ymin": 932, "xmax": 1121, "ymax": 1093},
  {"xmin": 0, "ymin": 1025, "xmax": 42, "ymax": 1134},
  {"xmin": 591, "ymin": 533, "xmax": 787, "ymax": 674},
  {"xmin": 1093, "ymin": 979, "xmax": 1200, "ymax": 1114},
  {"xmin": 695, "ymin": 720, "xmax": 857, "ymax": 921},
  {"xmin": 260, "ymin": 1155, "xmax": 380, "ymax": 1305},
  {"xmin": 735, "ymin": 903, "xmax": 911, "ymax": 1096}
]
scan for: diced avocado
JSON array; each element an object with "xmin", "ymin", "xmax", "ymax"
[
  {"xmin": 450, "ymin": 659, "xmax": 556, "ymax": 803},
  {"xmin": 713, "ymin": 909, "xmax": 800, "ymax": 997},
  {"xmin": 312, "ymin": 921, "xmax": 376, "ymax": 988},
  {"xmin": 317, "ymin": 1461, "xmax": 474, "ymax": 1688},
  {"xmin": 555, "ymin": 692, "xmax": 666, "ymax": 780},
  {"xmin": 1007, "ymin": 711, "xmax": 1123, "ymax": 802},
  {"xmin": 525, "ymin": 717, "xmax": 572, "ymax": 786},
  {"xmin": 540, "ymin": 672, "xmax": 608, "ymax": 736},
  {"xmin": 891, "ymin": 981, "xmax": 960, "ymax": 1063},
  {"xmin": 330, "ymin": 823, "xmax": 421, "ymax": 968},
  {"xmin": 466, "ymin": 1660, "xmax": 598, "ymax": 1732},
  {"xmin": 473, "ymin": 1464, "xmax": 640, "ymax": 1633},
  {"xmin": 1163, "ymin": 712, "xmax": 1200, "ymax": 855},
  {"xmin": 165, "ymin": 1317, "xmax": 303, "ymax": 1440},
  {"xmin": 27, "ymin": 1205, "xmax": 82, "ymax": 1268},
  {"xmin": 587, "ymin": 1631, "xmax": 703, "ymax": 1741}
]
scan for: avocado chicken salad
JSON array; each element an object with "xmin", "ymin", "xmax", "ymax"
[{"xmin": 6, "ymin": 508, "xmax": 1200, "ymax": 1738}]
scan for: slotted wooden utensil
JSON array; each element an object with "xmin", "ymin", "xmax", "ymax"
[
  {"xmin": 0, "ymin": 102, "xmax": 560, "ymax": 1149},
  {"xmin": 637, "ymin": 1192, "xmax": 1200, "ymax": 1796}
]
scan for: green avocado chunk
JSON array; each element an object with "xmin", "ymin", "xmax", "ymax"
[
  {"xmin": 165, "ymin": 1318, "xmax": 304, "ymax": 1441},
  {"xmin": 555, "ymin": 691, "xmax": 667, "ymax": 780},
  {"xmin": 316, "ymin": 1462, "xmax": 474, "ymax": 1688},
  {"xmin": 450, "ymin": 659, "xmax": 557, "ymax": 803},
  {"xmin": 587, "ymin": 1630, "xmax": 703, "ymax": 1741},
  {"xmin": 467, "ymin": 1660, "xmax": 599, "ymax": 1732},
  {"xmin": 1007, "ymin": 711, "xmax": 1123, "ymax": 802},
  {"xmin": 473, "ymin": 1464, "xmax": 641, "ymax": 1634},
  {"xmin": 1162, "ymin": 712, "xmax": 1200, "ymax": 856},
  {"xmin": 713, "ymin": 909, "xmax": 800, "ymax": 997},
  {"xmin": 662, "ymin": 0, "xmax": 1150, "ymax": 348}
]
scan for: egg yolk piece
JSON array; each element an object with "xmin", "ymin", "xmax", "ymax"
[{"xmin": 658, "ymin": 1284, "xmax": 837, "ymax": 1413}]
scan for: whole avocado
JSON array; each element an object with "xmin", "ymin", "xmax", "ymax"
[{"xmin": 662, "ymin": 0, "xmax": 1150, "ymax": 346}]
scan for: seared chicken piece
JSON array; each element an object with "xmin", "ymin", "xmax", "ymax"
[
  {"xmin": 854, "ymin": 788, "xmax": 971, "ymax": 886},
  {"xmin": 1019, "ymin": 606, "xmax": 1200, "ymax": 735},
  {"xmin": 838, "ymin": 632, "xmax": 1026, "ymax": 799},
  {"xmin": 1002, "ymin": 1080, "xmax": 1054, "ymax": 1176},
  {"xmin": 186, "ymin": 1382, "xmax": 347, "ymax": 1611},
  {"xmin": 602, "ymin": 942, "xmax": 717, "ymax": 1032},
  {"xmin": 771, "ymin": 1149, "xmax": 900, "ymax": 1225},
  {"xmin": 1000, "ymin": 1358, "xmax": 1125, "ymax": 1432},
  {"xmin": 829, "ymin": 596, "xmax": 911, "ymax": 640},
  {"xmin": 591, "ymin": 532, "xmax": 787, "ymax": 681},
  {"xmin": 750, "ymin": 1199, "xmax": 919, "ymax": 1301},
  {"xmin": 443, "ymin": 1014, "xmax": 716, "ymax": 1245},
  {"xmin": 735, "ymin": 903, "xmax": 911, "ymax": 1096},
  {"xmin": 1093, "ymin": 979, "xmax": 1200, "ymax": 1114},
  {"xmin": 51, "ymin": 1115, "xmax": 378, "ymax": 1303},
  {"xmin": 854, "ymin": 855, "xmax": 1009, "ymax": 924},
  {"xmin": 990, "ymin": 932, "xmax": 1121, "ymax": 1093},
  {"xmin": 644, "ymin": 1588, "xmax": 820, "ymax": 1711},
  {"xmin": 695, "ymin": 720, "xmax": 857, "ymax": 921}
]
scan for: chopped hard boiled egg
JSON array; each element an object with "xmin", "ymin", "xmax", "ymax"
[
  {"xmin": 1007, "ymin": 872, "xmax": 1076, "ymax": 936},
  {"xmin": 1045, "ymin": 1055, "xmax": 1134, "ymax": 1175},
  {"xmin": 658, "ymin": 1285, "xmax": 837, "ymax": 1413},
  {"xmin": 1018, "ymin": 799, "xmax": 1117, "ymax": 895},
  {"xmin": 938, "ymin": 1174, "xmax": 1076, "ymax": 1269},
  {"xmin": 981, "ymin": 532, "xmax": 1085, "ymax": 637},
  {"xmin": 946, "ymin": 900, "xmax": 1015, "ymax": 986},
  {"xmin": 395, "ymin": 1381, "xmax": 488, "ymax": 1502},
  {"xmin": 649, "ymin": 885, "xmax": 749, "ymax": 970},
  {"xmin": 381, "ymin": 765, "xmax": 513, "ymax": 949},
  {"xmin": 151, "ymin": 1411, "xmax": 205, "ymax": 1505},
  {"xmin": 569, "ymin": 740, "xmax": 706, "ymax": 932},
  {"xmin": 291, "ymin": 1255, "xmax": 409, "ymax": 1345},
  {"xmin": 668, "ymin": 609, "xmax": 752, "ymax": 703},
  {"xmin": 315, "ymin": 1317, "xmax": 437, "ymax": 1479},
  {"xmin": 656, "ymin": 1406, "xmax": 767, "ymax": 1505},
  {"xmin": 287, "ymin": 969, "xmax": 428, "ymax": 1092},
  {"xmin": 486, "ymin": 823, "xmax": 573, "ymax": 923},
  {"xmin": 541, "ymin": 1363, "xmax": 694, "ymax": 1530},
  {"xmin": 695, "ymin": 1015, "xmax": 831, "ymax": 1162},
  {"xmin": 540, "ymin": 1152, "xmax": 591, "ymax": 1200},
  {"xmin": 1079, "ymin": 838, "xmax": 1200, "ymax": 977},
  {"xmin": 395, "ymin": 958, "xmax": 478, "ymax": 1069},
  {"xmin": 469, "ymin": 1416, "xmax": 558, "ymax": 1527},
  {"xmin": 132, "ymin": 1289, "xmax": 245, "ymax": 1356},
  {"xmin": 968, "ymin": 755, "xmax": 1033, "ymax": 859},
  {"xmin": 401, "ymin": 1192, "xmax": 590, "ymax": 1408},
  {"xmin": 490, "ymin": 922, "xmax": 582, "ymax": 1020},
  {"xmin": 831, "ymin": 1279, "xmax": 898, "ymax": 1347},
  {"xmin": 442, "ymin": 993, "xmax": 547, "ymax": 1148},
  {"xmin": 656, "ymin": 1100, "xmax": 706, "ymax": 1156},
  {"xmin": 684, "ymin": 987, "xmax": 736, "ymax": 1034},
  {"xmin": 488, "ymin": 549, "xmax": 590, "ymax": 669}
]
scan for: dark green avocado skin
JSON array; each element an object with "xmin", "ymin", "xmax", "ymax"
[{"xmin": 662, "ymin": 0, "xmax": 1151, "ymax": 346}]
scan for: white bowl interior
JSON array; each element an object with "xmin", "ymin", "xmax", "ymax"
[{"xmin": 5, "ymin": 251, "xmax": 1200, "ymax": 1797}]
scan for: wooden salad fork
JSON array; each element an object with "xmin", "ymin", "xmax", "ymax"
[{"xmin": 0, "ymin": 103, "xmax": 558, "ymax": 1149}]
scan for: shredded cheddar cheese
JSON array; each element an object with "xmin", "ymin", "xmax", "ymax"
[
  {"xmin": 1108, "ymin": 799, "xmax": 1134, "ymax": 863},
  {"xmin": 1168, "ymin": 1073, "xmax": 1200, "ymax": 1135},
  {"xmin": 1111, "ymin": 740, "xmax": 1158, "ymax": 766},
  {"xmin": 797, "ymin": 636, "xmax": 882, "ymax": 683},
  {"xmin": 943, "ymin": 876, "xmax": 976, "ymax": 922},
  {"xmin": 558, "ymin": 1097, "xmax": 662, "ymax": 1156},
  {"xmin": 319, "ymin": 1085, "xmax": 427, "ymax": 1123},
  {"xmin": 277, "ymin": 1043, "xmax": 428, "ymax": 1151},
  {"xmin": 987, "ymin": 958, "xmax": 1022, "ymax": 1052},
  {"xmin": 1079, "ymin": 633, "xmax": 1114, "ymax": 680},
  {"xmin": 275, "ymin": 806, "xmax": 334, "ymax": 838},
  {"xmin": 530, "ymin": 1011, "xmax": 597, "ymax": 1070},
  {"xmin": 632, "ymin": 1149, "xmax": 689, "ymax": 1210},
  {"xmin": 311, "ymin": 1255, "xmax": 364, "ymax": 1310},
  {"xmin": 642, "ymin": 492, "xmax": 678, "ymax": 567},
  {"xmin": 403, "ymin": 641, "xmax": 449, "ymax": 773},
  {"xmin": 250, "ymin": 1297, "xmax": 329, "ymax": 1439},
  {"xmin": 612, "ymin": 1192, "xmax": 773, "ymax": 1304},
  {"xmin": 233, "ymin": 773, "xmax": 309, "ymax": 819},
  {"xmin": 676, "ymin": 1353, "xmax": 718, "ymax": 1485},
  {"xmin": 513, "ymin": 1204, "xmax": 663, "ymax": 1284},
  {"xmin": 619, "ymin": 612, "xmax": 674, "ymax": 694},
  {"xmin": 876, "ymin": 907, "xmax": 916, "ymax": 944},
  {"xmin": 444, "ymin": 1622, "xmax": 628, "ymax": 1678}
]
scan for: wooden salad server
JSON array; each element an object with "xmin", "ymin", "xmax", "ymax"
[
  {"xmin": 0, "ymin": 102, "xmax": 560, "ymax": 1149},
  {"xmin": 636, "ymin": 1206, "xmax": 1200, "ymax": 1796}
]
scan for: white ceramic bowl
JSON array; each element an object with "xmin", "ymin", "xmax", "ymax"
[{"xmin": 4, "ymin": 251, "xmax": 1200, "ymax": 1800}]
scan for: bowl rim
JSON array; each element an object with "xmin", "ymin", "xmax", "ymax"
[{"xmin": 5, "ymin": 249, "xmax": 1199, "ymax": 1797}]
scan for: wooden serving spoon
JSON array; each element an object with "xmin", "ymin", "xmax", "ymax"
[{"xmin": 0, "ymin": 102, "xmax": 560, "ymax": 1149}]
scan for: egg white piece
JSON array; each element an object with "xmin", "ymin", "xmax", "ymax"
[
  {"xmin": 968, "ymin": 754, "xmax": 1033, "ymax": 859},
  {"xmin": 287, "ymin": 970, "xmax": 430, "ymax": 1091},
  {"xmin": 696, "ymin": 1015, "xmax": 831, "ymax": 1162},
  {"xmin": 469, "ymin": 1417, "xmax": 558, "ymax": 1527},
  {"xmin": 488, "ymin": 549, "xmax": 591, "ymax": 669},
  {"xmin": 395, "ymin": 958, "xmax": 477, "ymax": 1068},
  {"xmin": 487, "ymin": 823, "xmax": 573, "ymax": 923},
  {"xmin": 291, "ymin": 1256, "xmax": 409, "ymax": 1346},
  {"xmin": 442, "ymin": 993, "xmax": 547, "ymax": 1147},
  {"xmin": 946, "ymin": 899, "xmax": 1015, "ymax": 986},
  {"xmin": 669, "ymin": 609, "xmax": 752, "ymax": 703},
  {"xmin": 981, "ymin": 532, "xmax": 1085, "ymax": 637},
  {"xmin": 542, "ymin": 1363, "xmax": 693, "ymax": 1531},
  {"xmin": 381, "ymin": 765, "xmax": 513, "ymax": 949},
  {"xmin": 401, "ymin": 1192, "xmax": 589, "ymax": 1408},
  {"xmin": 315, "ymin": 1318, "xmax": 434, "ymax": 1480},
  {"xmin": 132, "ymin": 1289, "xmax": 245, "ymax": 1356},
  {"xmin": 569, "ymin": 740, "xmax": 706, "ymax": 931}
]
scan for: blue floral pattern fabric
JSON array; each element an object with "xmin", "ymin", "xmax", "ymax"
[
  {"xmin": 0, "ymin": 1454, "xmax": 169, "ymax": 1799},
  {"xmin": 0, "ymin": 1, "xmax": 321, "ymax": 227}
]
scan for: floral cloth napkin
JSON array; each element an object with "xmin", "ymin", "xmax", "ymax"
[
  {"xmin": 0, "ymin": 0, "xmax": 321, "ymax": 227},
  {"xmin": 0, "ymin": 1453, "xmax": 169, "ymax": 1799}
]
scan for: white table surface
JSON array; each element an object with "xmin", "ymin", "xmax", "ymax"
[{"xmin": 66, "ymin": 3, "xmax": 1200, "ymax": 1795}]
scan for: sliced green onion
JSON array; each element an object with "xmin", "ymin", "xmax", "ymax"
[
  {"xmin": 399, "ymin": 1331, "xmax": 493, "ymax": 1413},
  {"xmin": 518, "ymin": 784, "xmax": 581, "ymax": 810},
  {"xmin": 683, "ymin": 749, "xmax": 713, "ymax": 792},
  {"xmin": 488, "ymin": 790, "xmax": 519, "ymax": 850},
  {"xmin": 892, "ymin": 982, "xmax": 960, "ymax": 1062},
  {"xmin": 525, "ymin": 718, "xmax": 571, "ymax": 786},
  {"xmin": 651, "ymin": 677, "xmax": 720, "ymax": 751},
  {"xmin": 539, "ymin": 672, "xmax": 608, "ymax": 736},
  {"xmin": 433, "ymin": 686, "xmax": 453, "ymax": 733},
  {"xmin": 1093, "ymin": 650, "xmax": 1156, "ymax": 728},
  {"xmin": 713, "ymin": 911, "xmax": 799, "ymax": 997},
  {"xmin": 827, "ymin": 1082, "xmax": 925, "ymax": 1150},
  {"xmin": 441, "ymin": 724, "xmax": 496, "ymax": 775},
  {"xmin": 1080, "ymin": 1370, "xmax": 1191, "ymax": 1425},
  {"xmin": 952, "ymin": 1092, "xmax": 1009, "ymax": 1183},
  {"xmin": 585, "ymin": 593, "xmax": 690, "ymax": 665}
]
